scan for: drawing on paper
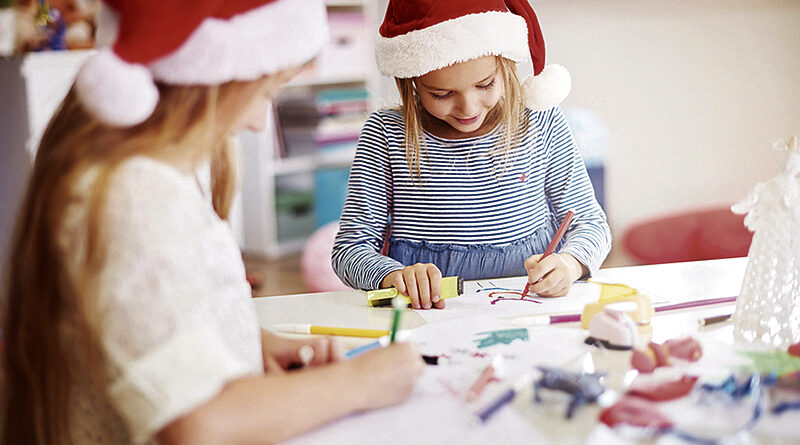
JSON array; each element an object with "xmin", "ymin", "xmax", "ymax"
[
  {"xmin": 476, "ymin": 282, "xmax": 543, "ymax": 305},
  {"xmin": 474, "ymin": 328, "xmax": 529, "ymax": 348}
]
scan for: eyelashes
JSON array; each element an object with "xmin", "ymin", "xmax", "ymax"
[
  {"xmin": 429, "ymin": 79, "xmax": 497, "ymax": 100},
  {"xmin": 477, "ymin": 79, "xmax": 496, "ymax": 90}
]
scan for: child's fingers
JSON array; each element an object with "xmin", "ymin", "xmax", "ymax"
[
  {"xmin": 526, "ymin": 259, "xmax": 552, "ymax": 284},
  {"xmin": 428, "ymin": 266, "xmax": 443, "ymax": 304},
  {"xmin": 390, "ymin": 271, "xmax": 407, "ymax": 296},
  {"xmin": 328, "ymin": 337, "xmax": 345, "ymax": 362},
  {"xmin": 416, "ymin": 268, "xmax": 432, "ymax": 309},
  {"xmin": 524, "ymin": 254, "xmax": 543, "ymax": 271},
  {"xmin": 402, "ymin": 268, "xmax": 420, "ymax": 309},
  {"xmin": 307, "ymin": 338, "xmax": 328, "ymax": 365}
]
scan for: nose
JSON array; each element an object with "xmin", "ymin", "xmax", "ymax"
[{"xmin": 456, "ymin": 92, "xmax": 480, "ymax": 117}]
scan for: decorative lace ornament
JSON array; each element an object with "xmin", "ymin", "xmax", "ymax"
[{"xmin": 731, "ymin": 136, "xmax": 800, "ymax": 348}]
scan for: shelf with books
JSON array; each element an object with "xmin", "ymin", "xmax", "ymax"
[{"xmin": 238, "ymin": 0, "xmax": 377, "ymax": 259}]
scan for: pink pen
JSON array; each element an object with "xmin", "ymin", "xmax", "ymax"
[{"xmin": 466, "ymin": 356, "xmax": 504, "ymax": 402}]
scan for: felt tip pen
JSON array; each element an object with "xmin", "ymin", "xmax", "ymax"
[
  {"xmin": 476, "ymin": 372, "xmax": 536, "ymax": 423},
  {"xmin": 389, "ymin": 297, "xmax": 404, "ymax": 343},
  {"xmin": 366, "ymin": 276, "xmax": 464, "ymax": 307},
  {"xmin": 466, "ymin": 356, "xmax": 504, "ymax": 402},
  {"xmin": 272, "ymin": 323, "xmax": 390, "ymax": 338},
  {"xmin": 514, "ymin": 314, "xmax": 582, "ymax": 325},
  {"xmin": 343, "ymin": 332, "xmax": 437, "ymax": 365}
]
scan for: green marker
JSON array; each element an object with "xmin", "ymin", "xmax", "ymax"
[
  {"xmin": 366, "ymin": 276, "xmax": 464, "ymax": 307},
  {"xmin": 389, "ymin": 296, "xmax": 404, "ymax": 343}
]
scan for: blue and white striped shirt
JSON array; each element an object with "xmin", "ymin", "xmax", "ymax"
[{"xmin": 332, "ymin": 106, "xmax": 611, "ymax": 290}]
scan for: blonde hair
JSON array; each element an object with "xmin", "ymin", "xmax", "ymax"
[
  {"xmin": 1, "ymin": 74, "xmax": 278, "ymax": 444},
  {"xmin": 395, "ymin": 56, "xmax": 528, "ymax": 183}
]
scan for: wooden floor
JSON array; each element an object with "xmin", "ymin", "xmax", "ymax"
[{"xmin": 244, "ymin": 245, "xmax": 637, "ymax": 298}]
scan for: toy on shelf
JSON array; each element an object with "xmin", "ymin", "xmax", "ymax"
[{"xmin": 731, "ymin": 136, "xmax": 800, "ymax": 348}]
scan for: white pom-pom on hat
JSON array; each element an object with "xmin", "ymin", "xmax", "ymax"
[
  {"xmin": 75, "ymin": 49, "xmax": 159, "ymax": 127},
  {"xmin": 522, "ymin": 64, "xmax": 571, "ymax": 112}
]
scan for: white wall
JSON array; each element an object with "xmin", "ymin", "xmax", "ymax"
[{"xmin": 534, "ymin": 0, "xmax": 800, "ymax": 236}]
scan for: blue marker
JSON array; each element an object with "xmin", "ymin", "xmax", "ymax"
[{"xmin": 476, "ymin": 372, "xmax": 536, "ymax": 423}]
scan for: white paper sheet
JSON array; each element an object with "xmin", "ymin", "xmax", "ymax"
[
  {"xmin": 418, "ymin": 277, "xmax": 603, "ymax": 323},
  {"xmin": 284, "ymin": 317, "xmax": 595, "ymax": 445}
]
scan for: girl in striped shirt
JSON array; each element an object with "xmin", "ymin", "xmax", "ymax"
[{"xmin": 333, "ymin": 0, "xmax": 611, "ymax": 309}]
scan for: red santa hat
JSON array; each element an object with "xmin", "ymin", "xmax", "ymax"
[
  {"xmin": 376, "ymin": 0, "xmax": 570, "ymax": 111},
  {"xmin": 76, "ymin": 0, "xmax": 329, "ymax": 127}
]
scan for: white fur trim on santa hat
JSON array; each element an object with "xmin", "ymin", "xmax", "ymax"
[
  {"xmin": 522, "ymin": 64, "xmax": 571, "ymax": 111},
  {"xmin": 76, "ymin": 49, "xmax": 159, "ymax": 127},
  {"xmin": 376, "ymin": 11, "xmax": 529, "ymax": 78},
  {"xmin": 149, "ymin": 0, "xmax": 329, "ymax": 85}
]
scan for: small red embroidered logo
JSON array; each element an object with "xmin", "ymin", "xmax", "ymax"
[{"xmin": 520, "ymin": 172, "xmax": 527, "ymax": 182}]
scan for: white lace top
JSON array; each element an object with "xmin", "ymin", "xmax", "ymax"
[{"xmin": 58, "ymin": 157, "xmax": 263, "ymax": 444}]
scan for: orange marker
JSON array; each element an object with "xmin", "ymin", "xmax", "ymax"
[{"xmin": 522, "ymin": 210, "xmax": 575, "ymax": 298}]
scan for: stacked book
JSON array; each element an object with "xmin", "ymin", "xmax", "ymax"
[{"xmin": 275, "ymin": 86, "xmax": 368, "ymax": 158}]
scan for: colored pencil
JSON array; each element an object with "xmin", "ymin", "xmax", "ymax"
[
  {"xmin": 515, "ymin": 296, "xmax": 737, "ymax": 327},
  {"xmin": 272, "ymin": 323, "xmax": 389, "ymax": 338},
  {"xmin": 654, "ymin": 296, "xmax": 736, "ymax": 313},
  {"xmin": 522, "ymin": 210, "xmax": 575, "ymax": 298}
]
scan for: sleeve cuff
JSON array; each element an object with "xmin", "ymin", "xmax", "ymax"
[{"xmin": 108, "ymin": 327, "xmax": 256, "ymax": 443}]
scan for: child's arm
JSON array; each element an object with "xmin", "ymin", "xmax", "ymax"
[
  {"xmin": 332, "ymin": 111, "xmax": 406, "ymax": 290},
  {"xmin": 539, "ymin": 107, "xmax": 612, "ymax": 277},
  {"xmin": 156, "ymin": 344, "xmax": 423, "ymax": 445}
]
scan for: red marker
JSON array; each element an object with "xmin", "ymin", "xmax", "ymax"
[
  {"xmin": 522, "ymin": 210, "xmax": 575, "ymax": 298},
  {"xmin": 466, "ymin": 356, "xmax": 504, "ymax": 402}
]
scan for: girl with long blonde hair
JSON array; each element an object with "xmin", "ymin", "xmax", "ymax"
[
  {"xmin": 1, "ymin": 1, "xmax": 422, "ymax": 443},
  {"xmin": 333, "ymin": 0, "xmax": 612, "ymax": 310}
]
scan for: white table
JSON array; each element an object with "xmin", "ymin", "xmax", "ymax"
[
  {"xmin": 253, "ymin": 257, "xmax": 748, "ymax": 345},
  {"xmin": 251, "ymin": 258, "xmax": 799, "ymax": 444}
]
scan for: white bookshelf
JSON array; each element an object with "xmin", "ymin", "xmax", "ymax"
[{"xmin": 238, "ymin": 0, "xmax": 380, "ymax": 259}]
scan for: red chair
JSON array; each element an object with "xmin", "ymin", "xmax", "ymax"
[{"xmin": 621, "ymin": 207, "xmax": 753, "ymax": 265}]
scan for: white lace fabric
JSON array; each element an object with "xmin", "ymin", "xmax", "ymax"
[
  {"xmin": 732, "ymin": 137, "xmax": 800, "ymax": 348},
  {"xmin": 58, "ymin": 157, "xmax": 263, "ymax": 444}
]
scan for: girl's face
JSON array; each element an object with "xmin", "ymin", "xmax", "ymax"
[
  {"xmin": 416, "ymin": 56, "xmax": 503, "ymax": 135},
  {"xmin": 233, "ymin": 64, "xmax": 310, "ymax": 134},
  {"xmin": 235, "ymin": 87, "xmax": 277, "ymax": 133}
]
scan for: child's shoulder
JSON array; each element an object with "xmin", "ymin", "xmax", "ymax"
[
  {"xmin": 366, "ymin": 108, "xmax": 405, "ymax": 129},
  {"xmin": 112, "ymin": 156, "xmax": 198, "ymax": 198},
  {"xmin": 103, "ymin": 156, "xmax": 206, "ymax": 222}
]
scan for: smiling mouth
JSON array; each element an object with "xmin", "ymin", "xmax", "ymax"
[{"xmin": 454, "ymin": 115, "xmax": 479, "ymax": 125}]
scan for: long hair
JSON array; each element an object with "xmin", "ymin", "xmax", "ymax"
[
  {"xmin": 395, "ymin": 56, "xmax": 528, "ymax": 183},
  {"xmin": 1, "ymin": 74, "xmax": 276, "ymax": 444}
]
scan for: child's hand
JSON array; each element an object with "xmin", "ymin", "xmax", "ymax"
[
  {"xmin": 523, "ymin": 253, "xmax": 585, "ymax": 297},
  {"xmin": 381, "ymin": 263, "xmax": 446, "ymax": 310},
  {"xmin": 348, "ymin": 343, "xmax": 424, "ymax": 410},
  {"xmin": 260, "ymin": 329, "xmax": 344, "ymax": 373}
]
